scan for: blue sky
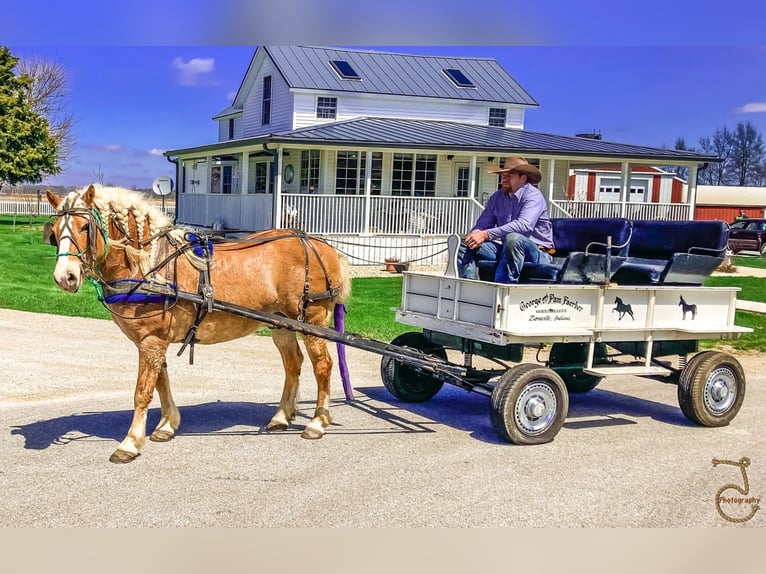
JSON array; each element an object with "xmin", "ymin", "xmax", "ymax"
[{"xmin": 5, "ymin": 1, "xmax": 766, "ymax": 189}]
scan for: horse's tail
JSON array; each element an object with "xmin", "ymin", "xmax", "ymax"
[
  {"xmin": 334, "ymin": 252, "xmax": 352, "ymax": 304},
  {"xmin": 333, "ymin": 252, "xmax": 353, "ymax": 401}
]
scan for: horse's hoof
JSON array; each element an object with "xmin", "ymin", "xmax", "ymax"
[
  {"xmin": 266, "ymin": 421, "xmax": 289, "ymax": 432},
  {"xmin": 109, "ymin": 450, "xmax": 139, "ymax": 464},
  {"xmin": 301, "ymin": 427, "xmax": 324, "ymax": 440},
  {"xmin": 150, "ymin": 429, "xmax": 175, "ymax": 442}
]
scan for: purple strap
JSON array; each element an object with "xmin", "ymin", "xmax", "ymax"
[{"xmin": 334, "ymin": 303, "xmax": 354, "ymax": 400}]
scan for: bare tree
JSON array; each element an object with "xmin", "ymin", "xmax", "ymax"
[
  {"xmin": 731, "ymin": 121, "xmax": 765, "ymax": 186},
  {"xmin": 16, "ymin": 55, "xmax": 75, "ymax": 165},
  {"xmin": 93, "ymin": 164, "xmax": 105, "ymax": 186},
  {"xmin": 697, "ymin": 127, "xmax": 735, "ymax": 185}
]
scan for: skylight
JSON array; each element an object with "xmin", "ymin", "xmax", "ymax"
[
  {"xmin": 330, "ymin": 60, "xmax": 361, "ymax": 80},
  {"xmin": 443, "ymin": 68, "xmax": 475, "ymax": 88}
]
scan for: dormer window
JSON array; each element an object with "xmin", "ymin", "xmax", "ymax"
[
  {"xmin": 316, "ymin": 96, "xmax": 337, "ymax": 119},
  {"xmin": 329, "ymin": 60, "xmax": 361, "ymax": 80},
  {"xmin": 443, "ymin": 68, "xmax": 475, "ymax": 88},
  {"xmin": 488, "ymin": 108, "xmax": 506, "ymax": 127}
]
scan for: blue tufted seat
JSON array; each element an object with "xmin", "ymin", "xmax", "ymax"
[
  {"xmin": 610, "ymin": 220, "xmax": 729, "ymax": 286},
  {"xmin": 520, "ymin": 218, "xmax": 632, "ymax": 284}
]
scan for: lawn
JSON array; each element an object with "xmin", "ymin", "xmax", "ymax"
[
  {"xmin": 0, "ymin": 216, "xmax": 410, "ymax": 340},
  {"xmin": 2, "ymin": 215, "xmax": 765, "ymax": 351}
]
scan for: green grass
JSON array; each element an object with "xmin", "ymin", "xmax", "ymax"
[
  {"xmin": 733, "ymin": 255, "xmax": 766, "ymax": 269},
  {"xmin": 2, "ymin": 215, "xmax": 766, "ymax": 350},
  {"xmin": 0, "ymin": 216, "xmax": 407, "ymax": 340}
]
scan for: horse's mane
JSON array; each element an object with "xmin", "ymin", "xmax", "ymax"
[{"xmin": 68, "ymin": 185, "xmax": 174, "ymax": 276}]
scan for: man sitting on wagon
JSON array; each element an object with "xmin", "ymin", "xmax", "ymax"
[{"xmin": 458, "ymin": 156, "xmax": 554, "ymax": 283}]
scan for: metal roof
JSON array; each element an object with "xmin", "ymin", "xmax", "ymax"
[
  {"xmin": 263, "ymin": 46, "xmax": 538, "ymax": 106},
  {"xmin": 264, "ymin": 117, "xmax": 719, "ymax": 164},
  {"xmin": 165, "ymin": 117, "xmax": 719, "ymax": 165}
]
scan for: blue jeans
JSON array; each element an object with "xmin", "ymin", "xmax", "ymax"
[{"xmin": 458, "ymin": 233, "xmax": 552, "ymax": 283}]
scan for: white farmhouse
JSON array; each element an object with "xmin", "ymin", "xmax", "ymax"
[{"xmin": 164, "ymin": 46, "xmax": 717, "ymax": 265}]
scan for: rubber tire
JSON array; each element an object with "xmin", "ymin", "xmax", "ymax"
[
  {"xmin": 548, "ymin": 343, "xmax": 605, "ymax": 393},
  {"xmin": 490, "ymin": 366, "xmax": 569, "ymax": 445},
  {"xmin": 380, "ymin": 332, "xmax": 447, "ymax": 402},
  {"xmin": 678, "ymin": 351, "xmax": 746, "ymax": 427}
]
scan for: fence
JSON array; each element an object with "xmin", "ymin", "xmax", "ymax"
[{"xmin": 0, "ymin": 198, "xmax": 176, "ymax": 219}]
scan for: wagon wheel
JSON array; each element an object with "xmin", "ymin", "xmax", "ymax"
[
  {"xmin": 678, "ymin": 351, "xmax": 746, "ymax": 427},
  {"xmin": 547, "ymin": 342, "xmax": 607, "ymax": 393},
  {"xmin": 760, "ymin": 243, "xmax": 766, "ymax": 256},
  {"xmin": 490, "ymin": 366, "xmax": 569, "ymax": 445},
  {"xmin": 380, "ymin": 332, "xmax": 447, "ymax": 402}
]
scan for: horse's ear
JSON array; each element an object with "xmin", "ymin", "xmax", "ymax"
[
  {"xmin": 46, "ymin": 189, "xmax": 60, "ymax": 209},
  {"xmin": 83, "ymin": 185, "xmax": 96, "ymax": 207}
]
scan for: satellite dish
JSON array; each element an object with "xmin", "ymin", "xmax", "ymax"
[{"xmin": 152, "ymin": 176, "xmax": 173, "ymax": 196}]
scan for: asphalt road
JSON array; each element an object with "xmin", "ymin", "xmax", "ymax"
[{"xmin": 1, "ymin": 307, "xmax": 764, "ymax": 527}]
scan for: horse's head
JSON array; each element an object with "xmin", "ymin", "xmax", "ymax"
[{"xmin": 46, "ymin": 185, "xmax": 107, "ymax": 292}]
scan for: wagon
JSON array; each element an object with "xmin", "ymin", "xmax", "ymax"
[{"xmin": 380, "ymin": 227, "xmax": 752, "ymax": 444}]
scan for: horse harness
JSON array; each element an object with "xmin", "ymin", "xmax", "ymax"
[{"xmin": 54, "ymin": 206, "xmax": 341, "ymax": 364}]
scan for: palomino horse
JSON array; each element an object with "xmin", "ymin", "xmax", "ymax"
[{"xmin": 46, "ymin": 185, "xmax": 351, "ymax": 463}]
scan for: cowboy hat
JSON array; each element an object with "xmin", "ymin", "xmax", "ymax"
[{"xmin": 487, "ymin": 156, "xmax": 542, "ymax": 184}]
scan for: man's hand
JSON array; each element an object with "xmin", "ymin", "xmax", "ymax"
[{"xmin": 464, "ymin": 229, "xmax": 489, "ymax": 250}]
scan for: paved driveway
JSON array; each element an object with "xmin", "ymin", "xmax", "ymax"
[{"xmin": 1, "ymin": 308, "xmax": 763, "ymax": 527}]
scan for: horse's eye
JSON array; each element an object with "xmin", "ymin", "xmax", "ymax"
[{"xmin": 81, "ymin": 223, "xmax": 90, "ymax": 233}]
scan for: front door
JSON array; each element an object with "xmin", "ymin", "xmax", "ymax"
[{"xmin": 455, "ymin": 164, "xmax": 480, "ymax": 198}]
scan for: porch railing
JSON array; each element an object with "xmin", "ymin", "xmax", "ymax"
[
  {"xmin": 550, "ymin": 200, "xmax": 691, "ymax": 221},
  {"xmin": 281, "ymin": 194, "xmax": 483, "ymax": 235}
]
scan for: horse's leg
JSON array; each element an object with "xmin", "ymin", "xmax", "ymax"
[
  {"xmin": 266, "ymin": 328, "xmax": 303, "ymax": 431},
  {"xmin": 150, "ymin": 360, "xmax": 181, "ymax": 442},
  {"xmin": 301, "ymin": 334, "xmax": 334, "ymax": 440},
  {"xmin": 110, "ymin": 339, "xmax": 168, "ymax": 463}
]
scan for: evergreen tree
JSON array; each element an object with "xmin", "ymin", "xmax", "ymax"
[{"xmin": 0, "ymin": 46, "xmax": 59, "ymax": 188}]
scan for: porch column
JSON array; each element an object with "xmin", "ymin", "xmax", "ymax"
[
  {"xmin": 205, "ymin": 155, "xmax": 212, "ymax": 226},
  {"xmin": 619, "ymin": 161, "xmax": 630, "ymax": 218},
  {"xmin": 239, "ymin": 151, "xmax": 249, "ymax": 194},
  {"xmin": 239, "ymin": 151, "xmax": 249, "ymax": 230},
  {"xmin": 546, "ymin": 158, "xmax": 555, "ymax": 204},
  {"xmin": 274, "ymin": 148, "xmax": 284, "ymax": 229},
  {"xmin": 363, "ymin": 150, "xmax": 372, "ymax": 234},
  {"xmin": 469, "ymin": 155, "xmax": 477, "ymax": 199},
  {"xmin": 687, "ymin": 163, "xmax": 698, "ymax": 220}
]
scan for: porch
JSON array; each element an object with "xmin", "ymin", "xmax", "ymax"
[{"xmin": 177, "ymin": 193, "xmax": 692, "ymax": 268}]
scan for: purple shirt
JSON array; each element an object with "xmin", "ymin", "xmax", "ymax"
[{"xmin": 472, "ymin": 183, "xmax": 554, "ymax": 249}]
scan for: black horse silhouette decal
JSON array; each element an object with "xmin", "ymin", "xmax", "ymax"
[
  {"xmin": 613, "ymin": 297, "xmax": 634, "ymax": 321},
  {"xmin": 679, "ymin": 295, "xmax": 697, "ymax": 320}
]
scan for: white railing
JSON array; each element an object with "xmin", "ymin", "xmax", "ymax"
[
  {"xmin": 551, "ymin": 200, "xmax": 691, "ymax": 221},
  {"xmin": 0, "ymin": 198, "xmax": 175, "ymax": 219},
  {"xmin": 0, "ymin": 198, "xmax": 56, "ymax": 217},
  {"xmin": 280, "ymin": 194, "xmax": 483, "ymax": 235}
]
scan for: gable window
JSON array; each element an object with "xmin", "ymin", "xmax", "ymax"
[
  {"xmin": 228, "ymin": 118, "xmax": 235, "ymax": 140},
  {"xmin": 316, "ymin": 96, "xmax": 337, "ymax": 119},
  {"xmin": 329, "ymin": 60, "xmax": 361, "ymax": 80},
  {"xmin": 262, "ymin": 75, "xmax": 272, "ymax": 125},
  {"xmin": 301, "ymin": 149, "xmax": 320, "ymax": 193},
  {"xmin": 443, "ymin": 68, "xmax": 475, "ymax": 88},
  {"xmin": 392, "ymin": 153, "xmax": 436, "ymax": 197},
  {"xmin": 336, "ymin": 151, "xmax": 382, "ymax": 195},
  {"xmin": 488, "ymin": 108, "xmax": 506, "ymax": 127}
]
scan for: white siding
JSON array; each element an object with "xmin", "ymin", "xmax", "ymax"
[
  {"xmin": 292, "ymin": 91, "xmax": 525, "ymax": 129},
  {"xmin": 242, "ymin": 58, "xmax": 294, "ymax": 137}
]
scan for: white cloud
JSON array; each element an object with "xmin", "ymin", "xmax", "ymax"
[
  {"xmin": 149, "ymin": 148, "xmax": 165, "ymax": 156},
  {"xmin": 173, "ymin": 56, "xmax": 215, "ymax": 86},
  {"xmin": 735, "ymin": 102, "xmax": 766, "ymax": 113},
  {"xmin": 227, "ymin": 90, "xmax": 237, "ymax": 101},
  {"xmin": 105, "ymin": 144, "xmax": 124, "ymax": 152}
]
